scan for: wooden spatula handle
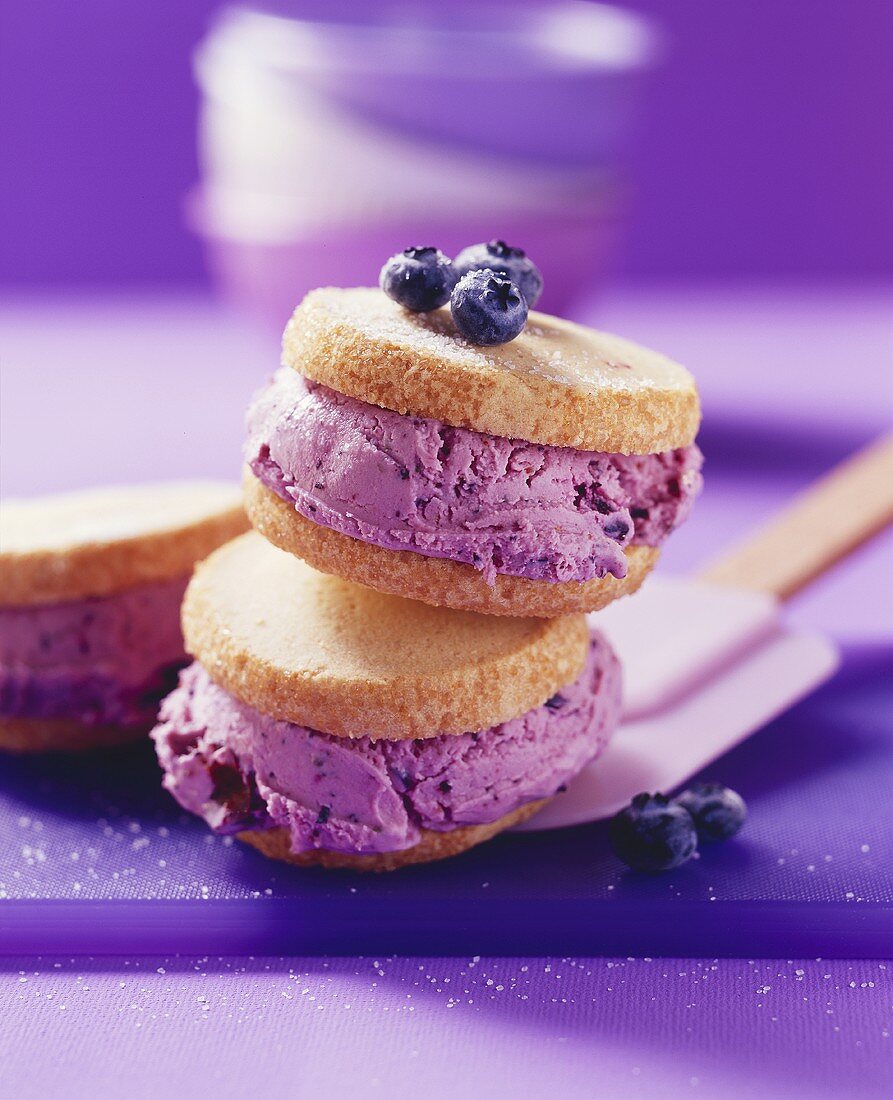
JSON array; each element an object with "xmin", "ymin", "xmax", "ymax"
[{"xmin": 698, "ymin": 433, "xmax": 893, "ymax": 601}]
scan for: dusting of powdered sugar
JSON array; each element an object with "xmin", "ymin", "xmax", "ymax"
[{"xmin": 305, "ymin": 288, "xmax": 695, "ymax": 396}]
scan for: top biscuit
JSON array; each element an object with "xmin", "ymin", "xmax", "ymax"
[
  {"xmin": 283, "ymin": 287, "xmax": 700, "ymax": 454},
  {"xmin": 0, "ymin": 481, "xmax": 248, "ymax": 607},
  {"xmin": 182, "ymin": 532, "xmax": 591, "ymax": 740}
]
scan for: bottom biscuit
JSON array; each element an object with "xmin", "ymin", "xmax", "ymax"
[
  {"xmin": 0, "ymin": 715, "xmax": 152, "ymax": 753},
  {"xmin": 237, "ymin": 798, "xmax": 549, "ymax": 872},
  {"xmin": 245, "ymin": 473, "xmax": 658, "ymax": 618}
]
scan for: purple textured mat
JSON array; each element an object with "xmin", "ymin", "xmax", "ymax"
[{"xmin": 0, "ymin": 644, "xmax": 889, "ymax": 957}]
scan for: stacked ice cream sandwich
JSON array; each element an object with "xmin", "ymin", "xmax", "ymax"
[{"xmin": 153, "ymin": 250, "xmax": 702, "ymax": 870}]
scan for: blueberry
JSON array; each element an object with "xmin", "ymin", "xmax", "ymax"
[
  {"xmin": 603, "ymin": 515, "xmax": 631, "ymax": 543},
  {"xmin": 676, "ymin": 783, "xmax": 747, "ymax": 842},
  {"xmin": 450, "ymin": 270, "xmax": 528, "ymax": 345},
  {"xmin": 380, "ymin": 246, "xmax": 457, "ymax": 312},
  {"xmin": 608, "ymin": 792, "xmax": 698, "ymax": 873},
  {"xmin": 453, "ymin": 240, "xmax": 543, "ymax": 308}
]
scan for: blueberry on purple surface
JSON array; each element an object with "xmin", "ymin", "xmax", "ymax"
[
  {"xmin": 608, "ymin": 792, "xmax": 698, "ymax": 873},
  {"xmin": 676, "ymin": 783, "xmax": 747, "ymax": 842},
  {"xmin": 379, "ymin": 246, "xmax": 457, "ymax": 312},
  {"xmin": 450, "ymin": 269, "xmax": 528, "ymax": 346},
  {"xmin": 453, "ymin": 239, "xmax": 544, "ymax": 308}
]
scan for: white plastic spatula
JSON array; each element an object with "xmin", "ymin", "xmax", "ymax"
[{"xmin": 519, "ymin": 433, "xmax": 893, "ymax": 831}]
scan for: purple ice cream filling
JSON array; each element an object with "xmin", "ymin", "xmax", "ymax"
[
  {"xmin": 0, "ymin": 577, "xmax": 188, "ymax": 728},
  {"xmin": 246, "ymin": 370, "xmax": 703, "ymax": 585},
  {"xmin": 152, "ymin": 634, "xmax": 621, "ymax": 856}
]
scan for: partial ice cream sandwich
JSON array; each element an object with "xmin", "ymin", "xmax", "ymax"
[
  {"xmin": 151, "ymin": 532, "xmax": 621, "ymax": 871},
  {"xmin": 245, "ymin": 287, "xmax": 703, "ymax": 617},
  {"xmin": 0, "ymin": 482, "xmax": 248, "ymax": 752}
]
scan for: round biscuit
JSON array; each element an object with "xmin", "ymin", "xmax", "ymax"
[
  {"xmin": 0, "ymin": 715, "xmax": 152, "ymax": 754},
  {"xmin": 245, "ymin": 473, "xmax": 658, "ymax": 618},
  {"xmin": 283, "ymin": 287, "xmax": 700, "ymax": 454},
  {"xmin": 237, "ymin": 799, "xmax": 547, "ymax": 872},
  {"xmin": 182, "ymin": 532, "xmax": 591, "ymax": 740},
  {"xmin": 0, "ymin": 481, "xmax": 249, "ymax": 606}
]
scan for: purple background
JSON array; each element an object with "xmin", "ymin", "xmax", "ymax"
[{"xmin": 2, "ymin": 0, "xmax": 893, "ymax": 288}]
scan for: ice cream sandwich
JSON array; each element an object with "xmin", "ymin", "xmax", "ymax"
[
  {"xmin": 152, "ymin": 532, "xmax": 621, "ymax": 871},
  {"xmin": 0, "ymin": 482, "xmax": 248, "ymax": 752},
  {"xmin": 245, "ymin": 287, "xmax": 703, "ymax": 617}
]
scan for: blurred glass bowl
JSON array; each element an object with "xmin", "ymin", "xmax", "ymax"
[{"xmin": 190, "ymin": 0, "xmax": 659, "ymax": 328}]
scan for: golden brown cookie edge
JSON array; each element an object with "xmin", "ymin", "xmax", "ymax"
[
  {"xmin": 244, "ymin": 473, "xmax": 658, "ymax": 619},
  {"xmin": 236, "ymin": 798, "xmax": 548, "ymax": 872},
  {"xmin": 183, "ymin": 525, "xmax": 592, "ymax": 740},
  {"xmin": 1, "ymin": 497, "xmax": 249, "ymax": 607},
  {"xmin": 283, "ymin": 288, "xmax": 700, "ymax": 454},
  {"xmin": 0, "ymin": 715, "xmax": 152, "ymax": 753}
]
